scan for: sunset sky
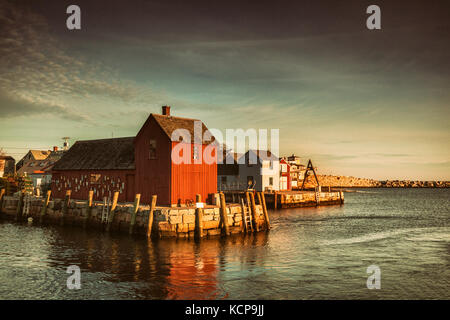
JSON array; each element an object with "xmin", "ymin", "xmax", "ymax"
[{"xmin": 1, "ymin": 0, "xmax": 449, "ymax": 180}]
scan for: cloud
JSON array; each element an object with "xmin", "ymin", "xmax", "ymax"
[
  {"xmin": 0, "ymin": 89, "xmax": 91, "ymax": 122},
  {"xmin": 0, "ymin": 1, "xmax": 144, "ymax": 123}
]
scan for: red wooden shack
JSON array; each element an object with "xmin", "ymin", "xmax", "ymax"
[
  {"xmin": 51, "ymin": 106, "xmax": 217, "ymax": 206},
  {"xmin": 279, "ymin": 158, "xmax": 291, "ymax": 191}
]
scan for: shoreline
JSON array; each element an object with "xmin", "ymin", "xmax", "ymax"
[
  {"xmin": 301, "ymin": 175, "xmax": 450, "ymax": 189},
  {"xmin": 338, "ymin": 185, "xmax": 450, "ymax": 189}
]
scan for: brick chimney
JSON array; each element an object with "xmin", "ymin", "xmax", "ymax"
[
  {"xmin": 162, "ymin": 105, "xmax": 171, "ymax": 116},
  {"xmin": 53, "ymin": 146, "xmax": 58, "ymax": 152}
]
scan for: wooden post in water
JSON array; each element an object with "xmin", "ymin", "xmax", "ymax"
[
  {"xmin": 61, "ymin": 190, "xmax": 71, "ymax": 226},
  {"xmin": 39, "ymin": 190, "xmax": 51, "ymax": 223},
  {"xmin": 219, "ymin": 192, "xmax": 230, "ymax": 235},
  {"xmin": 274, "ymin": 191, "xmax": 278, "ymax": 210},
  {"xmin": 0, "ymin": 188, "xmax": 5, "ymax": 213},
  {"xmin": 194, "ymin": 194, "xmax": 204, "ymax": 239},
  {"xmin": 106, "ymin": 191, "xmax": 119, "ymax": 232},
  {"xmin": 147, "ymin": 195, "xmax": 157, "ymax": 238},
  {"xmin": 15, "ymin": 191, "xmax": 24, "ymax": 221},
  {"xmin": 259, "ymin": 192, "xmax": 270, "ymax": 231},
  {"xmin": 83, "ymin": 190, "xmax": 94, "ymax": 228},
  {"xmin": 314, "ymin": 186, "xmax": 320, "ymax": 206},
  {"xmin": 249, "ymin": 192, "xmax": 259, "ymax": 232},
  {"xmin": 129, "ymin": 193, "xmax": 141, "ymax": 235}
]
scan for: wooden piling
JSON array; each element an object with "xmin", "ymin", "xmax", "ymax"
[
  {"xmin": 274, "ymin": 191, "xmax": 278, "ymax": 210},
  {"xmin": 219, "ymin": 192, "xmax": 230, "ymax": 235},
  {"xmin": 147, "ymin": 195, "xmax": 157, "ymax": 238},
  {"xmin": 61, "ymin": 190, "xmax": 71, "ymax": 226},
  {"xmin": 240, "ymin": 198, "xmax": 247, "ymax": 233},
  {"xmin": 315, "ymin": 187, "xmax": 320, "ymax": 206},
  {"xmin": 15, "ymin": 192, "xmax": 24, "ymax": 221},
  {"xmin": 249, "ymin": 192, "xmax": 259, "ymax": 232},
  {"xmin": 194, "ymin": 194, "xmax": 204, "ymax": 239},
  {"xmin": 39, "ymin": 190, "xmax": 51, "ymax": 223},
  {"xmin": 0, "ymin": 188, "xmax": 5, "ymax": 213},
  {"xmin": 257, "ymin": 192, "xmax": 262, "ymax": 206},
  {"xmin": 128, "ymin": 193, "xmax": 141, "ymax": 235},
  {"xmin": 23, "ymin": 193, "xmax": 31, "ymax": 217},
  {"xmin": 259, "ymin": 192, "xmax": 270, "ymax": 230},
  {"xmin": 83, "ymin": 190, "xmax": 94, "ymax": 228},
  {"xmin": 106, "ymin": 191, "xmax": 119, "ymax": 232}
]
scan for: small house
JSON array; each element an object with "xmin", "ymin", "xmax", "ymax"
[
  {"xmin": 283, "ymin": 154, "xmax": 306, "ymax": 189},
  {"xmin": 16, "ymin": 150, "xmax": 52, "ymax": 172},
  {"xmin": 279, "ymin": 158, "xmax": 291, "ymax": 191},
  {"xmin": 16, "ymin": 147, "xmax": 65, "ymax": 188},
  {"xmin": 0, "ymin": 155, "xmax": 15, "ymax": 177},
  {"xmin": 51, "ymin": 106, "xmax": 217, "ymax": 206},
  {"xmin": 236, "ymin": 150, "xmax": 279, "ymax": 192}
]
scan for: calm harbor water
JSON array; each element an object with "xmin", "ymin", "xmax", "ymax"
[{"xmin": 0, "ymin": 188, "xmax": 449, "ymax": 299}]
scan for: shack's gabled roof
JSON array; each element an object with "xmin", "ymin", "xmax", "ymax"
[
  {"xmin": 17, "ymin": 150, "xmax": 65, "ymax": 175},
  {"xmin": 52, "ymin": 137, "xmax": 135, "ymax": 171},
  {"xmin": 136, "ymin": 113, "xmax": 214, "ymax": 144},
  {"xmin": 237, "ymin": 149, "xmax": 279, "ymax": 165},
  {"xmin": 30, "ymin": 150, "xmax": 51, "ymax": 160}
]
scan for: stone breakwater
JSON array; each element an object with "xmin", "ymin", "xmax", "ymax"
[
  {"xmin": 0, "ymin": 195, "xmax": 268, "ymax": 238},
  {"xmin": 302, "ymin": 175, "xmax": 450, "ymax": 188}
]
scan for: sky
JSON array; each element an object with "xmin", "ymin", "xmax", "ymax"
[{"xmin": 0, "ymin": 0, "xmax": 449, "ymax": 180}]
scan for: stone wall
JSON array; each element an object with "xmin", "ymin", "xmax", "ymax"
[{"xmin": 0, "ymin": 195, "xmax": 267, "ymax": 239}]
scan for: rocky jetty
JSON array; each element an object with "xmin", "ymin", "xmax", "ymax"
[
  {"xmin": 302, "ymin": 175, "xmax": 449, "ymax": 188},
  {"xmin": 378, "ymin": 180, "xmax": 449, "ymax": 188}
]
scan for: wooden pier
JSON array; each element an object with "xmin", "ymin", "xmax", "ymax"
[
  {"xmin": 0, "ymin": 190, "xmax": 270, "ymax": 239},
  {"xmin": 223, "ymin": 188, "xmax": 344, "ymax": 209}
]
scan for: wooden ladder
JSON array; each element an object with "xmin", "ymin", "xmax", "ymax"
[
  {"xmin": 101, "ymin": 196, "xmax": 110, "ymax": 223},
  {"xmin": 241, "ymin": 198, "xmax": 253, "ymax": 233}
]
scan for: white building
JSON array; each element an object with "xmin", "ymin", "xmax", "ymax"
[
  {"xmin": 236, "ymin": 150, "xmax": 280, "ymax": 192},
  {"xmin": 282, "ymin": 154, "xmax": 306, "ymax": 189}
]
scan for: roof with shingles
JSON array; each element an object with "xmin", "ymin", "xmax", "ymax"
[
  {"xmin": 237, "ymin": 149, "xmax": 279, "ymax": 164},
  {"xmin": 142, "ymin": 114, "xmax": 214, "ymax": 144},
  {"xmin": 52, "ymin": 112, "xmax": 215, "ymax": 171},
  {"xmin": 52, "ymin": 137, "xmax": 135, "ymax": 171},
  {"xmin": 30, "ymin": 150, "xmax": 51, "ymax": 160}
]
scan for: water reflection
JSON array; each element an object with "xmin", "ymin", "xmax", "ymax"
[
  {"xmin": 1, "ymin": 188, "xmax": 449, "ymax": 299},
  {"xmin": 39, "ymin": 227, "xmax": 270, "ymax": 299}
]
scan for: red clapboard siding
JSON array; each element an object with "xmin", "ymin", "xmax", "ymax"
[{"xmin": 170, "ymin": 142, "xmax": 217, "ymax": 205}]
